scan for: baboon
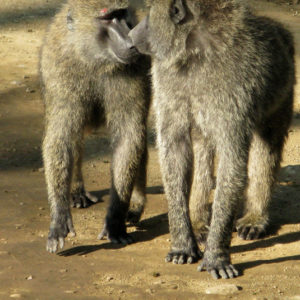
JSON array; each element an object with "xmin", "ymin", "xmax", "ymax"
[
  {"xmin": 129, "ymin": 0, "xmax": 295, "ymax": 278},
  {"xmin": 40, "ymin": 0, "xmax": 150, "ymax": 253}
]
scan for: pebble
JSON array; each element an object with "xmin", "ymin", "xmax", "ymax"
[
  {"xmin": 64, "ymin": 290, "xmax": 76, "ymax": 294},
  {"xmin": 146, "ymin": 288, "xmax": 155, "ymax": 294},
  {"xmin": 10, "ymin": 294, "xmax": 22, "ymax": 298},
  {"xmin": 205, "ymin": 284, "xmax": 241, "ymax": 295},
  {"xmin": 26, "ymin": 275, "xmax": 33, "ymax": 280},
  {"xmin": 59, "ymin": 269, "xmax": 68, "ymax": 273},
  {"xmin": 25, "ymin": 88, "xmax": 35, "ymax": 93},
  {"xmin": 11, "ymin": 81, "xmax": 22, "ymax": 85}
]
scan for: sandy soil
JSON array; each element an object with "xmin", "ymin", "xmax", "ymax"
[{"xmin": 0, "ymin": 1, "xmax": 300, "ymax": 299}]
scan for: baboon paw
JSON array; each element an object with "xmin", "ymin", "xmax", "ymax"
[
  {"xmin": 198, "ymin": 253, "xmax": 239, "ymax": 279},
  {"xmin": 236, "ymin": 216, "xmax": 267, "ymax": 240},
  {"xmin": 71, "ymin": 191, "xmax": 98, "ymax": 208},
  {"xmin": 194, "ymin": 226, "xmax": 209, "ymax": 245},
  {"xmin": 126, "ymin": 209, "xmax": 143, "ymax": 225},
  {"xmin": 165, "ymin": 248, "xmax": 202, "ymax": 264},
  {"xmin": 46, "ymin": 216, "xmax": 76, "ymax": 253},
  {"xmin": 98, "ymin": 221, "xmax": 134, "ymax": 245}
]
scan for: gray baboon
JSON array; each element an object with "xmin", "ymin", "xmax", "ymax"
[
  {"xmin": 129, "ymin": 0, "xmax": 295, "ymax": 278},
  {"xmin": 40, "ymin": 0, "xmax": 150, "ymax": 253}
]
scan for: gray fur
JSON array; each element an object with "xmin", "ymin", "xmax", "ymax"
[
  {"xmin": 130, "ymin": 0, "xmax": 295, "ymax": 278},
  {"xmin": 40, "ymin": 0, "xmax": 150, "ymax": 253}
]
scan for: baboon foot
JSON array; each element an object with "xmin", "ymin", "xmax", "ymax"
[
  {"xmin": 165, "ymin": 245, "xmax": 202, "ymax": 264},
  {"xmin": 193, "ymin": 225, "xmax": 210, "ymax": 244},
  {"xmin": 47, "ymin": 212, "xmax": 76, "ymax": 253},
  {"xmin": 127, "ymin": 207, "xmax": 144, "ymax": 225},
  {"xmin": 98, "ymin": 218, "xmax": 134, "ymax": 245},
  {"xmin": 71, "ymin": 191, "xmax": 98, "ymax": 208},
  {"xmin": 236, "ymin": 214, "xmax": 268, "ymax": 240},
  {"xmin": 198, "ymin": 251, "xmax": 239, "ymax": 279}
]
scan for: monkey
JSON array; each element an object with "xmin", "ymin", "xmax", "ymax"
[
  {"xmin": 129, "ymin": 0, "xmax": 295, "ymax": 279},
  {"xmin": 40, "ymin": 0, "xmax": 151, "ymax": 253}
]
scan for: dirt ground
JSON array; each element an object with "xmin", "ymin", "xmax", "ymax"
[{"xmin": 0, "ymin": 1, "xmax": 300, "ymax": 299}]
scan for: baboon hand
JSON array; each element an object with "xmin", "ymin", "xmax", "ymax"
[
  {"xmin": 71, "ymin": 191, "xmax": 98, "ymax": 209},
  {"xmin": 198, "ymin": 251, "xmax": 239, "ymax": 279},
  {"xmin": 165, "ymin": 244, "xmax": 202, "ymax": 264},
  {"xmin": 98, "ymin": 218, "xmax": 134, "ymax": 245},
  {"xmin": 47, "ymin": 211, "xmax": 76, "ymax": 253}
]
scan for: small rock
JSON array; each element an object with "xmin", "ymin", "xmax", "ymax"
[
  {"xmin": 39, "ymin": 207, "xmax": 45, "ymax": 210},
  {"xmin": 59, "ymin": 269, "xmax": 68, "ymax": 273},
  {"xmin": 27, "ymin": 29, "xmax": 33, "ymax": 32},
  {"xmin": 38, "ymin": 167, "xmax": 44, "ymax": 173},
  {"xmin": 25, "ymin": 88, "xmax": 35, "ymax": 93},
  {"xmin": 106, "ymin": 276, "xmax": 114, "ymax": 282},
  {"xmin": 146, "ymin": 288, "xmax": 155, "ymax": 294},
  {"xmin": 10, "ymin": 294, "xmax": 22, "ymax": 298},
  {"xmin": 151, "ymin": 272, "xmax": 160, "ymax": 277},
  {"xmin": 64, "ymin": 290, "xmax": 76, "ymax": 294},
  {"xmin": 24, "ymin": 75, "xmax": 30, "ymax": 79},
  {"xmin": 26, "ymin": 275, "xmax": 33, "ymax": 280},
  {"xmin": 11, "ymin": 81, "xmax": 22, "ymax": 85},
  {"xmin": 205, "ymin": 284, "xmax": 242, "ymax": 295}
]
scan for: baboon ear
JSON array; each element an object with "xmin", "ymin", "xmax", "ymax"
[
  {"xmin": 170, "ymin": 0, "xmax": 186, "ymax": 24},
  {"xmin": 67, "ymin": 9, "xmax": 74, "ymax": 31}
]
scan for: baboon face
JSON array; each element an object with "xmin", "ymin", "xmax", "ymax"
[
  {"xmin": 129, "ymin": 0, "xmax": 242, "ymax": 59},
  {"xmin": 129, "ymin": 0, "xmax": 191, "ymax": 59},
  {"xmin": 68, "ymin": 0, "xmax": 139, "ymax": 64}
]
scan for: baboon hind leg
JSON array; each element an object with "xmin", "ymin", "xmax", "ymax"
[
  {"xmin": 127, "ymin": 146, "xmax": 148, "ymax": 224},
  {"xmin": 70, "ymin": 144, "xmax": 98, "ymax": 208},
  {"xmin": 189, "ymin": 132, "xmax": 214, "ymax": 244},
  {"xmin": 237, "ymin": 104, "xmax": 292, "ymax": 240}
]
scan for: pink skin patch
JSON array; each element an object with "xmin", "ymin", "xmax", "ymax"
[{"xmin": 100, "ymin": 8, "xmax": 108, "ymax": 14}]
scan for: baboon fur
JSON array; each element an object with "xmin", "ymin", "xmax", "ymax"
[
  {"xmin": 40, "ymin": 0, "xmax": 150, "ymax": 253},
  {"xmin": 132, "ymin": 0, "xmax": 295, "ymax": 278}
]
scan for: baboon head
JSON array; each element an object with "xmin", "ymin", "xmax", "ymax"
[
  {"xmin": 67, "ymin": 0, "xmax": 139, "ymax": 64},
  {"xmin": 129, "ymin": 0, "xmax": 245, "ymax": 60}
]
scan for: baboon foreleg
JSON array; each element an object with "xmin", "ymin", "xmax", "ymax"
[
  {"xmin": 43, "ymin": 111, "xmax": 83, "ymax": 253},
  {"xmin": 190, "ymin": 133, "xmax": 214, "ymax": 244},
  {"xmin": 127, "ymin": 146, "xmax": 148, "ymax": 224},
  {"xmin": 70, "ymin": 145, "xmax": 98, "ymax": 208},
  {"xmin": 158, "ymin": 126, "xmax": 201, "ymax": 264},
  {"xmin": 199, "ymin": 136, "xmax": 249, "ymax": 279}
]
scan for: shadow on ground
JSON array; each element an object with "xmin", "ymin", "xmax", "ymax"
[{"xmin": 58, "ymin": 212, "xmax": 169, "ymax": 257}]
